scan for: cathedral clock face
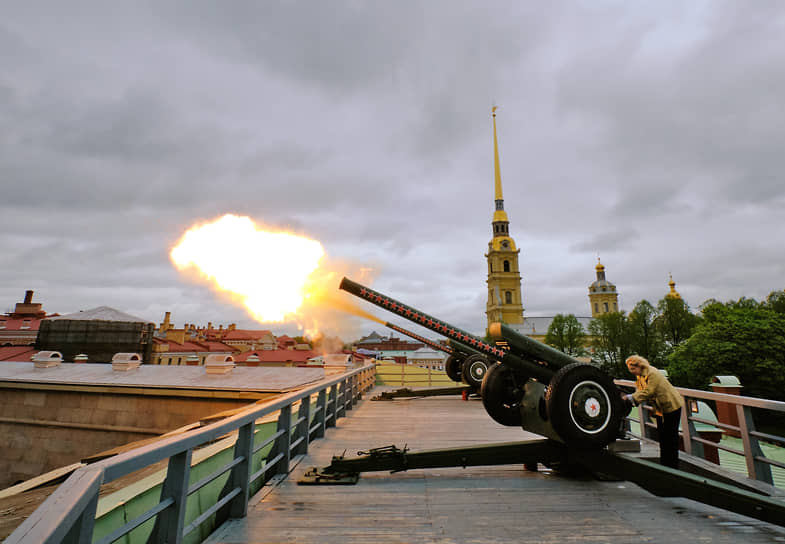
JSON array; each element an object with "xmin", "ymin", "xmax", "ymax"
[{"xmin": 501, "ymin": 240, "xmax": 509, "ymax": 249}]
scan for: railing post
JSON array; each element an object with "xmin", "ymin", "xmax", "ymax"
[
  {"xmin": 336, "ymin": 379, "xmax": 347, "ymax": 420},
  {"xmin": 273, "ymin": 406, "xmax": 292, "ymax": 476},
  {"xmin": 639, "ymin": 404, "xmax": 657, "ymax": 441},
  {"xmin": 680, "ymin": 396, "xmax": 704, "ymax": 458},
  {"xmin": 327, "ymin": 384, "xmax": 337, "ymax": 428},
  {"xmin": 736, "ymin": 404, "xmax": 773, "ymax": 484},
  {"xmin": 313, "ymin": 388, "xmax": 327, "ymax": 439},
  {"xmin": 149, "ymin": 449, "xmax": 193, "ymax": 544},
  {"xmin": 229, "ymin": 421, "xmax": 255, "ymax": 518},
  {"xmin": 62, "ymin": 490, "xmax": 99, "ymax": 544},
  {"xmin": 293, "ymin": 398, "xmax": 311, "ymax": 456}
]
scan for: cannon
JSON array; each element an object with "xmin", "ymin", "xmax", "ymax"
[
  {"xmin": 384, "ymin": 322, "xmax": 489, "ymax": 388},
  {"xmin": 340, "ymin": 277, "xmax": 624, "ymax": 449}
]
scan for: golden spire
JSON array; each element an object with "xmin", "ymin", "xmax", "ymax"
[
  {"xmin": 491, "ymin": 107, "xmax": 509, "ymax": 224},
  {"xmin": 493, "ymin": 106, "xmax": 503, "ymax": 202}
]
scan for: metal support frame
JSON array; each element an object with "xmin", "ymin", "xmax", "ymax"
[
  {"xmin": 299, "ymin": 439, "xmax": 785, "ymax": 529},
  {"xmin": 372, "ymin": 385, "xmax": 471, "ymax": 401},
  {"xmin": 149, "ymin": 449, "xmax": 193, "ymax": 544},
  {"xmin": 737, "ymin": 404, "xmax": 773, "ymax": 484},
  {"xmin": 293, "ymin": 398, "xmax": 311, "ymax": 457}
]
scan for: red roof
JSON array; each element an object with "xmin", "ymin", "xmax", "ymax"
[
  {"xmin": 0, "ymin": 346, "xmax": 38, "ymax": 361},
  {"xmin": 234, "ymin": 349, "xmax": 316, "ymax": 364}
]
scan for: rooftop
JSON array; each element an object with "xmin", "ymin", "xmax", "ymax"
[{"xmin": 0, "ymin": 361, "xmax": 324, "ymax": 393}]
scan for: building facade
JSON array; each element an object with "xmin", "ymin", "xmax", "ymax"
[{"xmin": 588, "ymin": 259, "xmax": 619, "ymax": 317}]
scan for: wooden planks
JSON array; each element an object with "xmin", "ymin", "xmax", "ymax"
[{"xmin": 207, "ymin": 391, "xmax": 785, "ymax": 543}]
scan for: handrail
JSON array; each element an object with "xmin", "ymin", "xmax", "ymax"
[
  {"xmin": 616, "ymin": 378, "xmax": 785, "ymax": 486},
  {"xmin": 6, "ymin": 364, "xmax": 376, "ymax": 544}
]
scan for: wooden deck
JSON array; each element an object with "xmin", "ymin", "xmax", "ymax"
[{"xmin": 207, "ymin": 390, "xmax": 785, "ymax": 544}]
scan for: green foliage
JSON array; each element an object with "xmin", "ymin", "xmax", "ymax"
[
  {"xmin": 667, "ymin": 305, "xmax": 785, "ymax": 401},
  {"xmin": 628, "ymin": 300, "xmax": 666, "ymax": 364},
  {"xmin": 588, "ymin": 311, "xmax": 632, "ymax": 378},
  {"xmin": 656, "ymin": 296, "xmax": 701, "ymax": 351},
  {"xmin": 544, "ymin": 314, "xmax": 587, "ymax": 357},
  {"xmin": 763, "ymin": 290, "xmax": 785, "ymax": 313}
]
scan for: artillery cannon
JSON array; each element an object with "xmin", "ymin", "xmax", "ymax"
[
  {"xmin": 384, "ymin": 322, "xmax": 489, "ymax": 388},
  {"xmin": 340, "ymin": 277, "xmax": 624, "ymax": 449}
]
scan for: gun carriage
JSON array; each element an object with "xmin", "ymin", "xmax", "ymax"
[{"xmin": 341, "ymin": 277, "xmax": 624, "ymax": 449}]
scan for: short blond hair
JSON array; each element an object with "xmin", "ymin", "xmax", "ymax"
[{"xmin": 626, "ymin": 355, "xmax": 650, "ymax": 369}]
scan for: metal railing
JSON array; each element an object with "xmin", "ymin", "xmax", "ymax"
[
  {"xmin": 617, "ymin": 379, "xmax": 785, "ymax": 486},
  {"xmin": 6, "ymin": 364, "xmax": 376, "ymax": 544}
]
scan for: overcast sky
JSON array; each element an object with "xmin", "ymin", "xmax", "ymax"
[{"xmin": 2, "ymin": 1, "xmax": 783, "ymax": 340}]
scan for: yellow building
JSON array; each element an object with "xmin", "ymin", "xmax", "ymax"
[
  {"xmin": 485, "ymin": 108, "xmax": 524, "ymax": 330},
  {"xmin": 588, "ymin": 258, "xmax": 619, "ymax": 317}
]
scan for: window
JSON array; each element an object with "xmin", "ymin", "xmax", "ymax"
[
  {"xmin": 503, "ymin": 260, "xmax": 510, "ymax": 272},
  {"xmin": 613, "ymin": 302, "xmax": 617, "ymax": 311},
  {"xmin": 505, "ymin": 291, "xmax": 512, "ymax": 304},
  {"xmin": 594, "ymin": 303, "xmax": 599, "ymax": 313},
  {"xmin": 0, "ymin": 320, "xmax": 5, "ymax": 329},
  {"xmin": 603, "ymin": 302, "xmax": 609, "ymax": 312}
]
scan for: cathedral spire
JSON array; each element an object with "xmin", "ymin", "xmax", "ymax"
[
  {"xmin": 486, "ymin": 107, "xmax": 523, "ymax": 329},
  {"xmin": 491, "ymin": 107, "xmax": 509, "ymax": 236},
  {"xmin": 493, "ymin": 106, "xmax": 504, "ymax": 207}
]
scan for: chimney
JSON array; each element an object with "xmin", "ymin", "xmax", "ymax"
[
  {"xmin": 24, "ymin": 290, "xmax": 34, "ymax": 304},
  {"xmin": 208, "ymin": 322, "xmax": 213, "ymax": 330},
  {"xmin": 161, "ymin": 311, "xmax": 171, "ymax": 332},
  {"xmin": 229, "ymin": 323, "xmax": 236, "ymax": 331}
]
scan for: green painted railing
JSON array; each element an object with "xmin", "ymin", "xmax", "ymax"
[
  {"xmin": 6, "ymin": 365, "xmax": 376, "ymax": 544},
  {"xmin": 617, "ymin": 379, "xmax": 785, "ymax": 487}
]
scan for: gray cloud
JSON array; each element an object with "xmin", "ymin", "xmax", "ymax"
[{"xmin": 2, "ymin": 2, "xmax": 784, "ymax": 339}]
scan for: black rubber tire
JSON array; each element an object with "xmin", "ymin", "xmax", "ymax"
[
  {"xmin": 545, "ymin": 363, "xmax": 624, "ymax": 449},
  {"xmin": 445, "ymin": 354, "xmax": 464, "ymax": 383},
  {"xmin": 461, "ymin": 354, "xmax": 489, "ymax": 389},
  {"xmin": 480, "ymin": 363, "xmax": 524, "ymax": 427}
]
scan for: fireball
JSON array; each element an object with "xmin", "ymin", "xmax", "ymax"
[{"xmin": 170, "ymin": 214, "xmax": 324, "ymax": 322}]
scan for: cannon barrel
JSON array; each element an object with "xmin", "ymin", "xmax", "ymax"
[
  {"xmin": 339, "ymin": 277, "xmax": 552, "ymax": 382},
  {"xmin": 385, "ymin": 322, "xmax": 452, "ymax": 354},
  {"xmin": 488, "ymin": 322, "xmax": 582, "ymax": 372}
]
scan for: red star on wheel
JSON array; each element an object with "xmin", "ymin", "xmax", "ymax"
[{"xmin": 360, "ymin": 288, "xmax": 367, "ymax": 296}]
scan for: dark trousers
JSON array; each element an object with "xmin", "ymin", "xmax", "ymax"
[{"xmin": 656, "ymin": 408, "xmax": 681, "ymax": 469}]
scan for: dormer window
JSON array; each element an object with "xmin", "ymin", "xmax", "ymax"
[{"xmin": 21, "ymin": 319, "xmax": 31, "ymax": 329}]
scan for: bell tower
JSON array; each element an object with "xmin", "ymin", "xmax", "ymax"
[
  {"xmin": 485, "ymin": 108, "xmax": 524, "ymax": 330},
  {"xmin": 588, "ymin": 258, "xmax": 619, "ymax": 317}
]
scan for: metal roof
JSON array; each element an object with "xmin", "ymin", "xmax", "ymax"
[
  {"xmin": 0, "ymin": 362, "xmax": 325, "ymax": 393},
  {"xmin": 50, "ymin": 306, "xmax": 152, "ymax": 323}
]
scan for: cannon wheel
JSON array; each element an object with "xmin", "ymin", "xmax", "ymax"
[
  {"xmin": 461, "ymin": 354, "xmax": 489, "ymax": 389},
  {"xmin": 545, "ymin": 363, "xmax": 623, "ymax": 449},
  {"xmin": 480, "ymin": 363, "xmax": 523, "ymax": 427},
  {"xmin": 444, "ymin": 355, "xmax": 464, "ymax": 383}
]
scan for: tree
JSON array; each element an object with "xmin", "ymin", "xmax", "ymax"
[
  {"xmin": 762, "ymin": 290, "xmax": 785, "ymax": 313},
  {"xmin": 627, "ymin": 300, "xmax": 665, "ymax": 364},
  {"xmin": 544, "ymin": 314, "xmax": 587, "ymax": 357},
  {"xmin": 656, "ymin": 296, "xmax": 700, "ymax": 352},
  {"xmin": 667, "ymin": 305, "xmax": 785, "ymax": 402},
  {"xmin": 588, "ymin": 312, "xmax": 633, "ymax": 378}
]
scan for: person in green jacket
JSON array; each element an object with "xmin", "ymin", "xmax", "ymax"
[{"xmin": 622, "ymin": 355, "xmax": 684, "ymax": 469}]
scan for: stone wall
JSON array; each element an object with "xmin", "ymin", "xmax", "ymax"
[{"xmin": 0, "ymin": 388, "xmax": 256, "ymax": 488}]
